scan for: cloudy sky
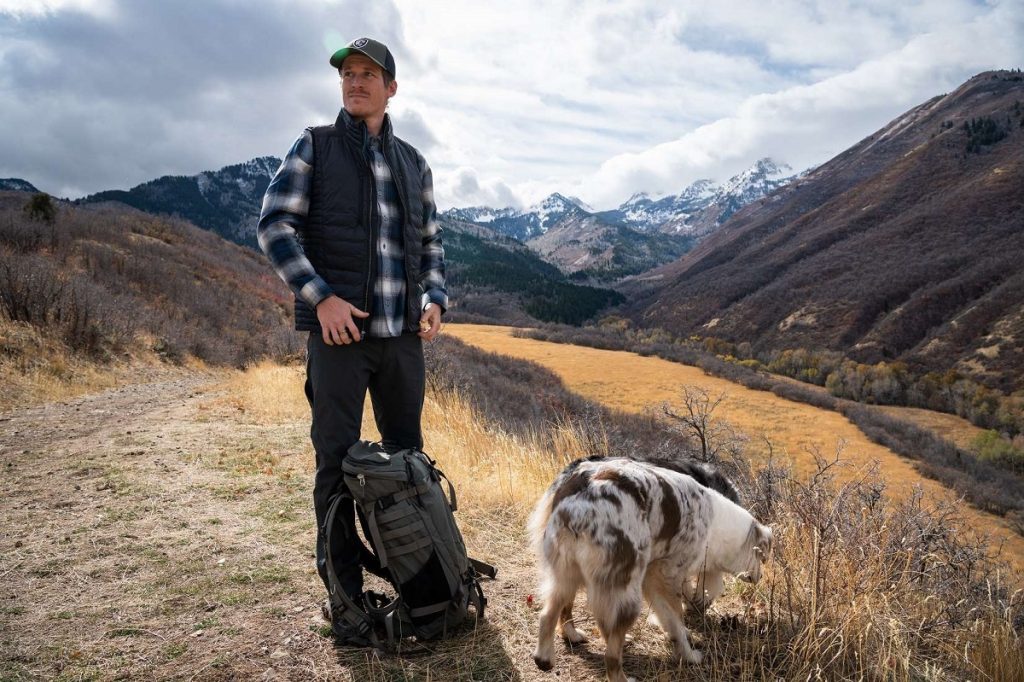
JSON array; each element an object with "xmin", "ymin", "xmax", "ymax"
[{"xmin": 1, "ymin": 0, "xmax": 1021, "ymax": 210}]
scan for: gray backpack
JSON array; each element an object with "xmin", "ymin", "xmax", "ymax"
[{"xmin": 324, "ymin": 441, "xmax": 493, "ymax": 647}]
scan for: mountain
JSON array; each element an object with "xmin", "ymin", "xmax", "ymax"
[
  {"xmin": 446, "ymin": 193, "xmax": 589, "ymax": 241},
  {"xmin": 0, "ymin": 178, "xmax": 39, "ymax": 192},
  {"xmin": 442, "ymin": 217, "xmax": 624, "ymax": 325},
  {"xmin": 598, "ymin": 158, "xmax": 795, "ymax": 236},
  {"xmin": 77, "ymin": 157, "xmax": 280, "ymax": 248},
  {"xmin": 620, "ymin": 70, "xmax": 1024, "ymax": 392},
  {"xmin": 600, "ymin": 179, "xmax": 717, "ymax": 233},
  {"xmin": 443, "ymin": 192, "xmax": 694, "ymax": 281},
  {"xmin": 527, "ymin": 212, "xmax": 695, "ymax": 281},
  {"xmin": 0, "ymin": 191, "xmax": 298, "ymax": 367},
  {"xmin": 442, "ymin": 158, "xmax": 793, "ymax": 282}
]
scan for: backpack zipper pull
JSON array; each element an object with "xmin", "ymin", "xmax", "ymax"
[{"xmin": 358, "ymin": 473, "xmax": 366, "ymax": 487}]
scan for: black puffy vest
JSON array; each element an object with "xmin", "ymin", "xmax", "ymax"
[{"xmin": 294, "ymin": 110, "xmax": 426, "ymax": 334}]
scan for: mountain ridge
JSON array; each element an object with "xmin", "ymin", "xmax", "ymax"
[{"xmin": 620, "ymin": 69, "xmax": 1024, "ymax": 392}]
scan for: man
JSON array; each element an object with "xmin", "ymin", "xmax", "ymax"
[{"xmin": 257, "ymin": 36, "xmax": 446, "ymax": 645}]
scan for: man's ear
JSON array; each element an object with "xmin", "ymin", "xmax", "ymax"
[{"xmin": 388, "ymin": 79, "xmax": 398, "ymax": 98}]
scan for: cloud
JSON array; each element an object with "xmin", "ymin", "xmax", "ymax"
[
  {"xmin": 438, "ymin": 167, "xmax": 519, "ymax": 210},
  {"xmin": 392, "ymin": 0, "xmax": 1021, "ymax": 209},
  {"xmin": 0, "ymin": 0, "xmax": 1020, "ymax": 209},
  {"xmin": 389, "ymin": 107, "xmax": 439, "ymax": 153},
  {"xmin": 570, "ymin": 0, "xmax": 1024, "ymax": 207},
  {"xmin": 0, "ymin": 0, "xmax": 406, "ymax": 197}
]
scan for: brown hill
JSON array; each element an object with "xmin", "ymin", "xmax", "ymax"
[
  {"xmin": 0, "ymin": 192, "xmax": 300, "ymax": 367},
  {"xmin": 621, "ymin": 71, "xmax": 1024, "ymax": 392}
]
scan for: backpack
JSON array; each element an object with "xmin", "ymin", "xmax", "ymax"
[{"xmin": 323, "ymin": 441, "xmax": 494, "ymax": 647}]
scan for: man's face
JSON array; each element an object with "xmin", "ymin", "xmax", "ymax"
[{"xmin": 340, "ymin": 54, "xmax": 396, "ymax": 121}]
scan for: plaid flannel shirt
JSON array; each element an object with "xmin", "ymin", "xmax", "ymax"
[{"xmin": 257, "ymin": 117, "xmax": 447, "ymax": 337}]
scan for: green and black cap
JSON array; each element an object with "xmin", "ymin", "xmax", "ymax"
[{"xmin": 330, "ymin": 37, "xmax": 396, "ymax": 78}]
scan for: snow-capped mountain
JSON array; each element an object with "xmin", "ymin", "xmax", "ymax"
[
  {"xmin": 445, "ymin": 192, "xmax": 588, "ymax": 241},
  {"xmin": 78, "ymin": 157, "xmax": 281, "ymax": 247},
  {"xmin": 438, "ymin": 157, "xmax": 794, "ymax": 281},
  {"xmin": 604, "ymin": 158, "xmax": 794, "ymax": 236},
  {"xmin": 598, "ymin": 178, "xmax": 718, "ymax": 232},
  {"xmin": 446, "ymin": 158, "xmax": 795, "ymax": 244}
]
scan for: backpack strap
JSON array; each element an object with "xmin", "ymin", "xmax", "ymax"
[
  {"xmin": 322, "ymin": 489, "xmax": 383, "ymax": 649},
  {"xmin": 363, "ymin": 590, "xmax": 405, "ymax": 647},
  {"xmin": 435, "ymin": 468, "xmax": 458, "ymax": 511},
  {"xmin": 469, "ymin": 557, "xmax": 497, "ymax": 580}
]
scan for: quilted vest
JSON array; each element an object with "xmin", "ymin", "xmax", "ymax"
[{"xmin": 295, "ymin": 110, "xmax": 426, "ymax": 334}]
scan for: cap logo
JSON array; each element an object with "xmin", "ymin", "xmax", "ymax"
[{"xmin": 353, "ymin": 38, "xmax": 368, "ymax": 48}]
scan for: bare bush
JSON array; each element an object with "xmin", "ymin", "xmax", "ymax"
[
  {"xmin": 662, "ymin": 386, "xmax": 746, "ymax": 463},
  {"xmin": 0, "ymin": 202, "xmax": 303, "ymax": 367},
  {"xmin": 520, "ymin": 322, "xmax": 1024, "ymax": 533},
  {"xmin": 437, "ymin": 336, "xmax": 1024, "ymax": 679}
]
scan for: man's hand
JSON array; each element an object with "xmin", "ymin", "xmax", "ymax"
[
  {"xmin": 316, "ymin": 295, "xmax": 369, "ymax": 345},
  {"xmin": 418, "ymin": 302, "xmax": 442, "ymax": 341}
]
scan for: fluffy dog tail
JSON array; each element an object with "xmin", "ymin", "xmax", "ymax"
[{"xmin": 527, "ymin": 488, "xmax": 555, "ymax": 563}]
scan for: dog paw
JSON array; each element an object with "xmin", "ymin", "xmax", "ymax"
[
  {"xmin": 533, "ymin": 655, "xmax": 553, "ymax": 671},
  {"xmin": 562, "ymin": 629, "xmax": 588, "ymax": 645},
  {"xmin": 685, "ymin": 649, "xmax": 704, "ymax": 665}
]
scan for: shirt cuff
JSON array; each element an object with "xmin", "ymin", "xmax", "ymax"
[
  {"xmin": 421, "ymin": 290, "xmax": 448, "ymax": 314},
  {"xmin": 300, "ymin": 276, "xmax": 334, "ymax": 309}
]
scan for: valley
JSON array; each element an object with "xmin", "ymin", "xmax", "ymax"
[{"xmin": 447, "ymin": 323, "xmax": 1024, "ymax": 573}]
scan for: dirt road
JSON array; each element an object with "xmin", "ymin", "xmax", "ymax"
[{"xmin": 0, "ymin": 367, "xmax": 541, "ymax": 682}]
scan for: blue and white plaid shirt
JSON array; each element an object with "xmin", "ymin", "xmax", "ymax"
[{"xmin": 257, "ymin": 115, "xmax": 447, "ymax": 338}]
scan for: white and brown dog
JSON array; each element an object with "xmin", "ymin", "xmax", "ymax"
[{"xmin": 530, "ymin": 457, "xmax": 772, "ymax": 682}]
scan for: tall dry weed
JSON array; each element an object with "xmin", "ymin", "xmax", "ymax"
[{"xmin": 222, "ymin": 349, "xmax": 1024, "ymax": 681}]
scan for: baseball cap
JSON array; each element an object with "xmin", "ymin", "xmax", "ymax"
[{"xmin": 330, "ymin": 37, "xmax": 396, "ymax": 78}]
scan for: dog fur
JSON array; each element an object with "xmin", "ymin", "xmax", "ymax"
[{"xmin": 530, "ymin": 457, "xmax": 771, "ymax": 682}]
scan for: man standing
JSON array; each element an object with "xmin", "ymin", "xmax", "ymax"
[{"xmin": 257, "ymin": 37, "xmax": 446, "ymax": 645}]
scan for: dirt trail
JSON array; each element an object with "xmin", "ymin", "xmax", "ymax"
[
  {"xmin": 3, "ymin": 328, "xmax": 1021, "ymax": 680},
  {"xmin": 447, "ymin": 323, "xmax": 1024, "ymax": 573},
  {"xmin": 0, "ymin": 370, "xmax": 537, "ymax": 681},
  {"xmin": 0, "ymin": 373, "xmax": 350, "ymax": 680}
]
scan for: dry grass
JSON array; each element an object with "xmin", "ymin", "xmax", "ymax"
[
  {"xmin": 0, "ymin": 318, "xmax": 201, "ymax": 413},
  {"xmin": 4, "ymin": 348, "xmax": 1023, "ymax": 681},
  {"xmin": 213, "ymin": 360, "xmax": 310, "ymax": 424},
  {"xmin": 878, "ymin": 403, "xmax": 990, "ymax": 452},
  {"xmin": 448, "ymin": 323, "xmax": 1024, "ymax": 573}
]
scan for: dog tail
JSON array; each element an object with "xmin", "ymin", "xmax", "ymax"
[{"xmin": 527, "ymin": 488, "xmax": 555, "ymax": 562}]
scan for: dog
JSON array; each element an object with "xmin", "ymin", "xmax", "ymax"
[
  {"xmin": 530, "ymin": 457, "xmax": 772, "ymax": 682},
  {"xmin": 548, "ymin": 456, "xmax": 741, "ymax": 619}
]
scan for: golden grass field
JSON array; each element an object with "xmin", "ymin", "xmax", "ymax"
[
  {"xmin": 3, "ymin": 326, "xmax": 1022, "ymax": 681},
  {"xmin": 447, "ymin": 323, "xmax": 1024, "ymax": 574}
]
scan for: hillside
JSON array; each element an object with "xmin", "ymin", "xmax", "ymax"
[
  {"xmin": 0, "ymin": 192, "xmax": 299, "ymax": 387},
  {"xmin": 3, "ymin": 332, "xmax": 1021, "ymax": 681},
  {"xmin": 443, "ymin": 218, "xmax": 624, "ymax": 325},
  {"xmin": 621, "ymin": 71, "xmax": 1024, "ymax": 392},
  {"xmin": 0, "ymin": 178, "xmax": 39, "ymax": 192},
  {"xmin": 77, "ymin": 157, "xmax": 280, "ymax": 248}
]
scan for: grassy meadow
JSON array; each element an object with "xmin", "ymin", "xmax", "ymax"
[
  {"xmin": 3, "ymin": 327, "xmax": 1023, "ymax": 681},
  {"xmin": 215, "ymin": 342, "xmax": 1024, "ymax": 681}
]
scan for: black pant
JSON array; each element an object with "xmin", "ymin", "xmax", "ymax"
[{"xmin": 305, "ymin": 332, "xmax": 425, "ymax": 597}]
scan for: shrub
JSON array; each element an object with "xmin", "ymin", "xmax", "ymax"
[{"xmin": 23, "ymin": 193, "xmax": 56, "ymax": 224}]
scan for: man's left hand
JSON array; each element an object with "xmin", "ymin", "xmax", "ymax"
[{"xmin": 418, "ymin": 303, "xmax": 442, "ymax": 341}]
